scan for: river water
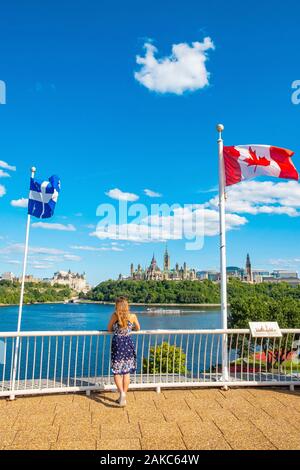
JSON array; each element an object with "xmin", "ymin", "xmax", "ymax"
[
  {"xmin": 0, "ymin": 303, "xmax": 221, "ymax": 332},
  {"xmin": 0, "ymin": 304, "xmax": 223, "ymax": 381}
]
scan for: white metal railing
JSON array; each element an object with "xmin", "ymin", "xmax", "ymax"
[{"xmin": 0, "ymin": 329, "xmax": 299, "ymax": 398}]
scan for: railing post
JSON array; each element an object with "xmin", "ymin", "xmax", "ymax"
[
  {"xmin": 222, "ymin": 332, "xmax": 229, "ymax": 385},
  {"xmin": 9, "ymin": 336, "xmax": 18, "ymax": 401}
]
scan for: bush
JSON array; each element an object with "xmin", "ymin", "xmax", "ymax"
[{"xmin": 143, "ymin": 342, "xmax": 187, "ymax": 375}]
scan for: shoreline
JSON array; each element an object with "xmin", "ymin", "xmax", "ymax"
[
  {"xmin": 82, "ymin": 300, "xmax": 222, "ymax": 307},
  {"xmin": 0, "ymin": 301, "xmax": 72, "ymax": 308},
  {"xmin": 0, "ymin": 300, "xmax": 223, "ymax": 308}
]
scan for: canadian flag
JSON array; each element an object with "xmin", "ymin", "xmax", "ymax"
[{"xmin": 223, "ymin": 145, "xmax": 299, "ymax": 186}]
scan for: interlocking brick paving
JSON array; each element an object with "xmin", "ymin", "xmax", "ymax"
[{"xmin": 0, "ymin": 387, "xmax": 300, "ymax": 450}]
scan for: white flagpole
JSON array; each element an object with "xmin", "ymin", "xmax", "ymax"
[
  {"xmin": 10, "ymin": 166, "xmax": 36, "ymax": 400},
  {"xmin": 216, "ymin": 124, "xmax": 229, "ymax": 383}
]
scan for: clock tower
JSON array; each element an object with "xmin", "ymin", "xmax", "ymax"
[{"xmin": 163, "ymin": 245, "xmax": 170, "ymax": 271}]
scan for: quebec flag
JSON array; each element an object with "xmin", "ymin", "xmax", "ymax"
[{"xmin": 28, "ymin": 175, "xmax": 61, "ymax": 219}]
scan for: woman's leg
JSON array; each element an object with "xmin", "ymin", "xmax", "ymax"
[
  {"xmin": 114, "ymin": 374, "xmax": 123, "ymax": 395},
  {"xmin": 123, "ymin": 373, "xmax": 130, "ymax": 394}
]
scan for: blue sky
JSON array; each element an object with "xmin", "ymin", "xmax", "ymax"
[{"xmin": 0, "ymin": 0, "xmax": 300, "ymax": 285}]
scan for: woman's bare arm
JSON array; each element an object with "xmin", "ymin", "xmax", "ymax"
[
  {"xmin": 107, "ymin": 313, "xmax": 117, "ymax": 332},
  {"xmin": 131, "ymin": 314, "xmax": 141, "ymax": 331}
]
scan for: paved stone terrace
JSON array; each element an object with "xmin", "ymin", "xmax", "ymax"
[{"xmin": 0, "ymin": 387, "xmax": 300, "ymax": 450}]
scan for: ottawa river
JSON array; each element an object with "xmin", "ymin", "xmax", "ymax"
[
  {"xmin": 0, "ymin": 303, "xmax": 221, "ymax": 332},
  {"xmin": 0, "ymin": 304, "xmax": 224, "ymax": 382}
]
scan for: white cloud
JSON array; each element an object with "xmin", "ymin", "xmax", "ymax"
[
  {"xmin": 29, "ymin": 252, "xmax": 82, "ymax": 264},
  {"xmin": 105, "ymin": 188, "xmax": 139, "ymax": 202},
  {"xmin": 0, "ymin": 160, "xmax": 16, "ymax": 171},
  {"xmin": 144, "ymin": 188, "xmax": 162, "ymax": 198},
  {"xmin": 0, "ymin": 243, "xmax": 83, "ymax": 272},
  {"xmin": 90, "ymin": 206, "xmax": 247, "ymax": 243},
  {"xmin": 63, "ymin": 254, "xmax": 81, "ymax": 262},
  {"xmin": 29, "ymin": 261, "xmax": 53, "ymax": 270},
  {"xmin": 90, "ymin": 225, "xmax": 157, "ymax": 242},
  {"xmin": 11, "ymin": 198, "xmax": 28, "ymax": 208},
  {"xmin": 268, "ymin": 258, "xmax": 300, "ymax": 268},
  {"xmin": 93, "ymin": 246, "xmax": 124, "ymax": 252},
  {"xmin": 197, "ymin": 186, "xmax": 218, "ymax": 194},
  {"xmin": 36, "ymin": 256, "xmax": 60, "ymax": 262},
  {"xmin": 0, "ymin": 170, "xmax": 10, "ymax": 178},
  {"xmin": 71, "ymin": 244, "xmax": 123, "ymax": 252},
  {"xmin": 89, "ymin": 180, "xmax": 300, "ymax": 244},
  {"xmin": 0, "ymin": 161, "xmax": 16, "ymax": 198},
  {"xmin": 31, "ymin": 222, "xmax": 76, "ymax": 231},
  {"xmin": 0, "ymin": 243, "xmax": 66, "ymax": 255},
  {"xmin": 30, "ymin": 246, "xmax": 66, "ymax": 255},
  {"xmin": 71, "ymin": 245, "xmax": 104, "ymax": 251},
  {"xmin": 208, "ymin": 180, "xmax": 300, "ymax": 217},
  {"xmin": 134, "ymin": 37, "xmax": 215, "ymax": 94}
]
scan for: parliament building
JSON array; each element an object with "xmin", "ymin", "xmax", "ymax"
[{"xmin": 125, "ymin": 247, "xmax": 196, "ymax": 281}]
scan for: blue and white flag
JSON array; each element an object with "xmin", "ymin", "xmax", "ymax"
[{"xmin": 28, "ymin": 175, "xmax": 61, "ymax": 219}]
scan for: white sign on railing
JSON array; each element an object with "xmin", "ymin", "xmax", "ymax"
[{"xmin": 249, "ymin": 321, "xmax": 282, "ymax": 338}]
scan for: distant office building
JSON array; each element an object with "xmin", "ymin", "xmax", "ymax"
[
  {"xmin": 262, "ymin": 276, "xmax": 300, "ymax": 286},
  {"xmin": 261, "ymin": 269, "xmax": 299, "ymax": 286},
  {"xmin": 196, "ymin": 271, "xmax": 208, "ymax": 281},
  {"xmin": 1, "ymin": 272, "xmax": 15, "ymax": 281},
  {"xmin": 51, "ymin": 270, "xmax": 88, "ymax": 292},
  {"xmin": 16, "ymin": 274, "xmax": 41, "ymax": 284},
  {"xmin": 226, "ymin": 266, "xmax": 244, "ymax": 279},
  {"xmin": 252, "ymin": 270, "xmax": 270, "ymax": 277},
  {"xmin": 196, "ymin": 270, "xmax": 220, "ymax": 282},
  {"xmin": 272, "ymin": 270, "xmax": 298, "ymax": 279},
  {"xmin": 252, "ymin": 270, "xmax": 270, "ymax": 283}
]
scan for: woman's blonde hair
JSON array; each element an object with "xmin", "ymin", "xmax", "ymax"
[{"xmin": 115, "ymin": 297, "xmax": 130, "ymax": 328}]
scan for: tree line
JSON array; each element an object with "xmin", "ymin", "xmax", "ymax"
[
  {"xmin": 0, "ymin": 280, "xmax": 73, "ymax": 304},
  {"xmin": 82, "ymin": 278, "xmax": 300, "ymax": 328},
  {"xmin": 82, "ymin": 279, "xmax": 221, "ymax": 304}
]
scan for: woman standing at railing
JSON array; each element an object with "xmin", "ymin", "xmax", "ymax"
[{"xmin": 107, "ymin": 297, "xmax": 140, "ymax": 406}]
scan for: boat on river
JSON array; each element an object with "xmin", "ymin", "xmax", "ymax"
[{"xmin": 145, "ymin": 307, "xmax": 182, "ymax": 315}]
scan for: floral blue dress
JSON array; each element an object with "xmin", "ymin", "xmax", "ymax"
[{"xmin": 111, "ymin": 320, "xmax": 137, "ymax": 375}]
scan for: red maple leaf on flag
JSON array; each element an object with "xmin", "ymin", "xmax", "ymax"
[{"xmin": 244, "ymin": 147, "xmax": 271, "ymax": 172}]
